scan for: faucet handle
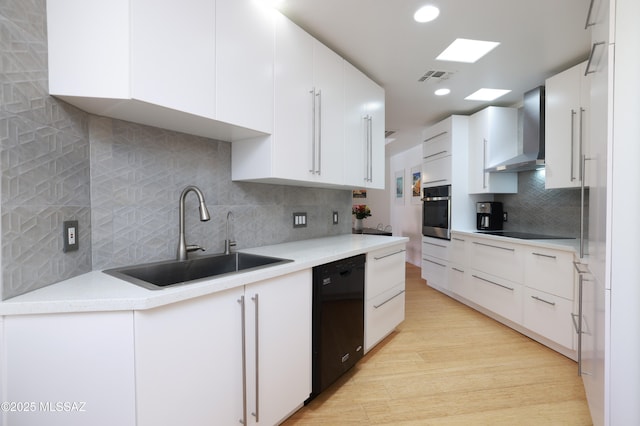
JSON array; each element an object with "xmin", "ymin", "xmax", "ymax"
[
  {"xmin": 224, "ymin": 239, "xmax": 236, "ymax": 255},
  {"xmin": 186, "ymin": 244, "xmax": 205, "ymax": 253}
]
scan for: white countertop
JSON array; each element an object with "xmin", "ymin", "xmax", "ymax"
[{"xmin": 0, "ymin": 234, "xmax": 409, "ymax": 316}]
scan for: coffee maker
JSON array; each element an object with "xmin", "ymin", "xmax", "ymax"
[{"xmin": 476, "ymin": 202, "xmax": 504, "ymax": 230}]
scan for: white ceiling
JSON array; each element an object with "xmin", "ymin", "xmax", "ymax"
[{"xmin": 277, "ymin": 0, "xmax": 591, "ymax": 156}]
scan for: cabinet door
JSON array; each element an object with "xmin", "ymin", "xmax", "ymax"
[
  {"xmin": 344, "ymin": 62, "xmax": 385, "ymax": 189},
  {"xmin": 134, "ymin": 287, "xmax": 244, "ymax": 426},
  {"xmin": 468, "ymin": 107, "xmax": 518, "ymax": 194},
  {"xmin": 131, "ymin": 0, "xmax": 216, "ymax": 118},
  {"xmin": 422, "ymin": 156, "xmax": 452, "ymax": 187},
  {"xmin": 365, "ymin": 282, "xmax": 405, "ymax": 352},
  {"xmin": 273, "ymin": 14, "xmax": 314, "ymax": 181},
  {"xmin": 245, "ymin": 270, "xmax": 312, "ymax": 425},
  {"xmin": 312, "ymin": 40, "xmax": 345, "ymax": 185},
  {"xmin": 4, "ymin": 312, "xmax": 136, "ymax": 426},
  {"xmin": 216, "ymin": 0, "xmax": 274, "ymax": 133},
  {"xmin": 545, "ymin": 61, "xmax": 591, "ymax": 189}
]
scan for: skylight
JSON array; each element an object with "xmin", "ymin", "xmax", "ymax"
[
  {"xmin": 436, "ymin": 38, "xmax": 500, "ymax": 63},
  {"xmin": 465, "ymin": 88, "xmax": 511, "ymax": 101}
]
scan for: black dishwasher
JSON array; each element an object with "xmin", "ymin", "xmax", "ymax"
[{"xmin": 308, "ymin": 254, "xmax": 365, "ymax": 401}]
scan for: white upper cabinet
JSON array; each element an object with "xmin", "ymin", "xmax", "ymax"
[
  {"xmin": 468, "ymin": 107, "xmax": 518, "ymax": 194},
  {"xmin": 344, "ymin": 61, "xmax": 385, "ymax": 189},
  {"xmin": 545, "ymin": 61, "xmax": 591, "ymax": 189},
  {"xmin": 46, "ymin": 0, "xmax": 273, "ymax": 141},
  {"xmin": 232, "ymin": 13, "xmax": 384, "ymax": 189},
  {"xmin": 271, "ymin": 14, "xmax": 345, "ymax": 185}
]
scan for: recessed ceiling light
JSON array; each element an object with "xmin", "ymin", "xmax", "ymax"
[
  {"xmin": 414, "ymin": 5, "xmax": 440, "ymax": 23},
  {"xmin": 434, "ymin": 88, "xmax": 450, "ymax": 96},
  {"xmin": 465, "ymin": 88, "xmax": 511, "ymax": 101},
  {"xmin": 436, "ymin": 38, "xmax": 500, "ymax": 63}
]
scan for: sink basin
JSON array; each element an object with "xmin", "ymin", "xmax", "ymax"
[{"xmin": 103, "ymin": 252, "xmax": 293, "ymax": 290}]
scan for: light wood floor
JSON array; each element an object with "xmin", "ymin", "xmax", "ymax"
[{"xmin": 283, "ymin": 263, "xmax": 592, "ymax": 425}]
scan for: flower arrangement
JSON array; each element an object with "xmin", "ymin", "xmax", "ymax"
[{"xmin": 352, "ymin": 204, "xmax": 372, "ymax": 219}]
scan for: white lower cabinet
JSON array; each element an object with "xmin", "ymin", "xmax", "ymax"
[
  {"xmin": 4, "ymin": 311, "xmax": 136, "ymax": 426},
  {"xmin": 365, "ymin": 245, "xmax": 406, "ymax": 352},
  {"xmin": 523, "ymin": 286, "xmax": 574, "ymax": 349},
  {"xmin": 433, "ymin": 232, "xmax": 578, "ymax": 358},
  {"xmin": 470, "ymin": 271, "xmax": 523, "ymax": 324},
  {"xmin": 134, "ymin": 269, "xmax": 312, "ymax": 426}
]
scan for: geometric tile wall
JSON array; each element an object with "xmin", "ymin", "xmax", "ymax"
[
  {"xmin": 1, "ymin": 1, "xmax": 91, "ymax": 299},
  {"xmin": 89, "ymin": 116, "xmax": 352, "ymax": 271},
  {"xmin": 494, "ymin": 170, "xmax": 588, "ymax": 238},
  {"xmin": 1, "ymin": 0, "xmax": 351, "ymax": 299}
]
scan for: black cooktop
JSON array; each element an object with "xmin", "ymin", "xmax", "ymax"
[{"xmin": 476, "ymin": 231, "xmax": 575, "ymax": 240}]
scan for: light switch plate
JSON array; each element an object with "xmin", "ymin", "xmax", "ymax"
[
  {"xmin": 293, "ymin": 212, "xmax": 307, "ymax": 228},
  {"xmin": 63, "ymin": 220, "xmax": 79, "ymax": 252}
]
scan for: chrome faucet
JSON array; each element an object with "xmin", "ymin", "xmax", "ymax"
[
  {"xmin": 177, "ymin": 186, "xmax": 211, "ymax": 261},
  {"xmin": 224, "ymin": 211, "xmax": 237, "ymax": 255}
]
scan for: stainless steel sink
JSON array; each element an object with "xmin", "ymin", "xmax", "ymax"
[{"xmin": 103, "ymin": 252, "xmax": 293, "ymax": 290}]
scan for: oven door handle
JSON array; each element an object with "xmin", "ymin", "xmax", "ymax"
[{"xmin": 421, "ymin": 196, "xmax": 451, "ymax": 202}]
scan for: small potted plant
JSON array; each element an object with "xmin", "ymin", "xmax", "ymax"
[{"xmin": 352, "ymin": 204, "xmax": 371, "ymax": 231}]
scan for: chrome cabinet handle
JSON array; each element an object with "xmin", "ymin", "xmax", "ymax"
[
  {"xmin": 472, "ymin": 241, "xmax": 515, "ymax": 252},
  {"xmin": 238, "ymin": 296, "xmax": 247, "ymax": 425},
  {"xmin": 316, "ymin": 90, "xmax": 322, "ymax": 175},
  {"xmin": 452, "ymin": 237, "xmax": 466, "ymax": 242},
  {"xmin": 363, "ymin": 115, "xmax": 370, "ymax": 181},
  {"xmin": 423, "ymin": 130, "xmax": 448, "ymax": 143},
  {"xmin": 570, "ymin": 110, "xmax": 576, "ymax": 181},
  {"xmin": 531, "ymin": 295, "xmax": 556, "ymax": 306},
  {"xmin": 472, "ymin": 274, "xmax": 514, "ymax": 291},
  {"xmin": 584, "ymin": 0, "xmax": 596, "ymax": 28},
  {"xmin": 482, "ymin": 138, "xmax": 488, "ymax": 189},
  {"xmin": 423, "ymin": 150, "xmax": 448, "ymax": 160},
  {"xmin": 423, "ymin": 178, "xmax": 448, "ymax": 185},
  {"xmin": 368, "ymin": 116, "xmax": 373, "ymax": 182},
  {"xmin": 309, "ymin": 88, "xmax": 316, "ymax": 174},
  {"xmin": 451, "ymin": 267, "xmax": 465, "ymax": 273},
  {"xmin": 532, "ymin": 252, "xmax": 557, "ymax": 259},
  {"xmin": 373, "ymin": 249, "xmax": 406, "ymax": 261},
  {"xmin": 423, "ymin": 258, "xmax": 446, "ymax": 268},
  {"xmin": 584, "ymin": 42, "xmax": 606, "ymax": 76},
  {"xmin": 251, "ymin": 294, "xmax": 260, "ymax": 422},
  {"xmin": 373, "ymin": 290, "xmax": 405, "ymax": 309},
  {"xmin": 424, "ymin": 241, "xmax": 447, "ymax": 248}
]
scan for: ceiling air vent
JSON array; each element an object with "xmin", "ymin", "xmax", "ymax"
[
  {"xmin": 385, "ymin": 130, "xmax": 396, "ymax": 138},
  {"xmin": 418, "ymin": 69, "xmax": 455, "ymax": 83}
]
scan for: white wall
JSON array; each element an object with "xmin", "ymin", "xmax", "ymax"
[{"xmin": 388, "ymin": 145, "xmax": 423, "ymax": 266}]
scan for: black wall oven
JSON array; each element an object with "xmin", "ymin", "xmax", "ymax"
[{"xmin": 422, "ymin": 184, "xmax": 451, "ymax": 240}]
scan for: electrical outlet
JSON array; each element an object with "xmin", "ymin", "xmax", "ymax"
[
  {"xmin": 333, "ymin": 211, "xmax": 339, "ymax": 225},
  {"xmin": 63, "ymin": 220, "xmax": 79, "ymax": 252},
  {"xmin": 503, "ymin": 212, "xmax": 508, "ymax": 222},
  {"xmin": 293, "ymin": 212, "xmax": 307, "ymax": 228}
]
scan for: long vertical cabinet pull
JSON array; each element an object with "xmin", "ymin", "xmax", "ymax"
[
  {"xmin": 238, "ymin": 296, "xmax": 247, "ymax": 425},
  {"xmin": 482, "ymin": 139, "xmax": 488, "ymax": 189},
  {"xmin": 309, "ymin": 89, "xmax": 316, "ymax": 175},
  {"xmin": 363, "ymin": 115, "xmax": 371, "ymax": 182},
  {"xmin": 316, "ymin": 90, "xmax": 322, "ymax": 175},
  {"xmin": 580, "ymin": 155, "xmax": 593, "ymax": 258},
  {"xmin": 368, "ymin": 116, "xmax": 373, "ymax": 182},
  {"xmin": 570, "ymin": 110, "xmax": 577, "ymax": 181},
  {"xmin": 251, "ymin": 294, "xmax": 260, "ymax": 422},
  {"xmin": 577, "ymin": 273, "xmax": 584, "ymax": 376}
]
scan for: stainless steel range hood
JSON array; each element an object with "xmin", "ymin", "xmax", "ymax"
[{"xmin": 485, "ymin": 86, "xmax": 545, "ymax": 173}]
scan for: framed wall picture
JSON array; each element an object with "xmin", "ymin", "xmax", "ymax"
[
  {"xmin": 411, "ymin": 165, "xmax": 422, "ymax": 204},
  {"xmin": 395, "ymin": 170, "xmax": 404, "ymax": 204},
  {"xmin": 352, "ymin": 189, "xmax": 367, "ymax": 199}
]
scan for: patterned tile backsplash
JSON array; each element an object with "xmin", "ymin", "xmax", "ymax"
[
  {"xmin": 89, "ymin": 117, "xmax": 352, "ymax": 271},
  {"xmin": 494, "ymin": 170, "xmax": 587, "ymax": 237}
]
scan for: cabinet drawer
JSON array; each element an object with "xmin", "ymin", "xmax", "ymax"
[
  {"xmin": 364, "ymin": 282, "xmax": 405, "ymax": 352},
  {"xmin": 422, "ymin": 236, "xmax": 450, "ymax": 261},
  {"xmin": 422, "ymin": 255, "xmax": 448, "ymax": 290},
  {"xmin": 525, "ymin": 248, "xmax": 574, "ymax": 299},
  {"xmin": 470, "ymin": 238, "xmax": 524, "ymax": 283},
  {"xmin": 423, "ymin": 130, "xmax": 451, "ymax": 161},
  {"xmin": 422, "ymin": 155, "xmax": 452, "ymax": 186},
  {"xmin": 366, "ymin": 245, "xmax": 406, "ymax": 299},
  {"xmin": 450, "ymin": 234, "xmax": 468, "ymax": 265},
  {"xmin": 523, "ymin": 287, "xmax": 574, "ymax": 349},
  {"xmin": 449, "ymin": 263, "xmax": 472, "ymax": 300},
  {"xmin": 471, "ymin": 271, "xmax": 522, "ymax": 324}
]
